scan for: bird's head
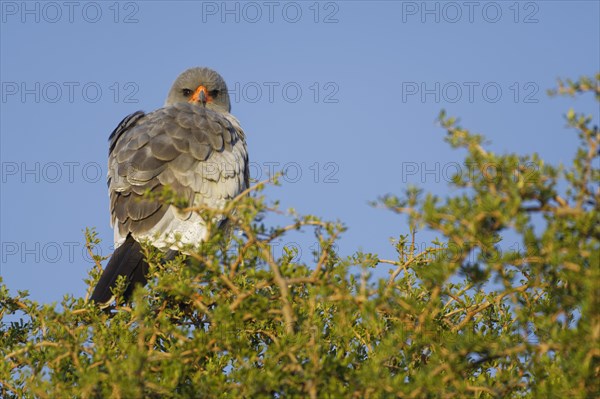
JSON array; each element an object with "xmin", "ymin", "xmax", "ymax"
[{"xmin": 165, "ymin": 67, "xmax": 231, "ymax": 113}]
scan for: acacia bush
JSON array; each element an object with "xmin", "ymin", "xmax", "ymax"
[{"xmin": 1, "ymin": 76, "xmax": 598, "ymax": 398}]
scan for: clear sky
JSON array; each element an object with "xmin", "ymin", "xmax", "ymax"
[{"xmin": 1, "ymin": 1, "xmax": 599, "ymax": 303}]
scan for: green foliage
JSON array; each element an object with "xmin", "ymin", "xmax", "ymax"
[{"xmin": 1, "ymin": 76, "xmax": 598, "ymax": 398}]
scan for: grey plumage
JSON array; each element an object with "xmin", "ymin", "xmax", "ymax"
[{"xmin": 91, "ymin": 67, "xmax": 249, "ymax": 307}]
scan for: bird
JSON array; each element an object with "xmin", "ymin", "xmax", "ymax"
[{"xmin": 90, "ymin": 67, "xmax": 249, "ymax": 308}]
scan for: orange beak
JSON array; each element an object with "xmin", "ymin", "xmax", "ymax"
[{"xmin": 189, "ymin": 85, "xmax": 212, "ymax": 105}]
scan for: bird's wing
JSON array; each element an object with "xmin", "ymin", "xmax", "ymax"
[{"xmin": 108, "ymin": 102, "xmax": 248, "ymax": 249}]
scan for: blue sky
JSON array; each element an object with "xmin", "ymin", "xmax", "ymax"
[{"xmin": 1, "ymin": 1, "xmax": 599, "ymax": 303}]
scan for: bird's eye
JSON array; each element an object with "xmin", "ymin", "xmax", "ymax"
[
  {"xmin": 209, "ymin": 90, "xmax": 219, "ymax": 98},
  {"xmin": 182, "ymin": 88, "xmax": 193, "ymax": 96}
]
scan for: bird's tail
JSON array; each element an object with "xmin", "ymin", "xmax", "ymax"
[{"xmin": 90, "ymin": 235, "xmax": 148, "ymax": 308}]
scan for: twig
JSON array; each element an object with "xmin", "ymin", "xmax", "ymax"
[
  {"xmin": 447, "ymin": 284, "xmax": 529, "ymax": 331},
  {"xmin": 4, "ymin": 341, "xmax": 61, "ymax": 361}
]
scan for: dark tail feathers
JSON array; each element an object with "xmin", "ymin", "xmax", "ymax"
[{"xmin": 90, "ymin": 235, "xmax": 148, "ymax": 308}]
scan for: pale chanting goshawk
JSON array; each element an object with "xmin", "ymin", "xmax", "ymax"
[{"xmin": 90, "ymin": 67, "xmax": 249, "ymax": 308}]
